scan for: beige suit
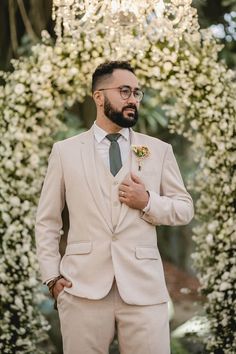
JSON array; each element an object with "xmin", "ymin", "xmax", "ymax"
[{"xmin": 35, "ymin": 127, "xmax": 194, "ymax": 353}]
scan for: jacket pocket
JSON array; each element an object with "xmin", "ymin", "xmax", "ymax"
[
  {"xmin": 135, "ymin": 246, "xmax": 159, "ymax": 260},
  {"xmin": 65, "ymin": 241, "xmax": 92, "ymax": 255}
]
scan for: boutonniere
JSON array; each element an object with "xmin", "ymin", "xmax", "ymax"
[{"xmin": 131, "ymin": 145, "xmax": 150, "ymax": 171}]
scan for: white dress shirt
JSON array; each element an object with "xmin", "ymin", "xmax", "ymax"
[{"xmin": 93, "ymin": 122, "xmax": 130, "ymax": 167}]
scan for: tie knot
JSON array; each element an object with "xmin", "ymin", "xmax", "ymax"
[{"xmin": 106, "ymin": 133, "xmax": 121, "ymax": 142}]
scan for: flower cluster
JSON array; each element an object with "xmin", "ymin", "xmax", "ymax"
[
  {"xmin": 131, "ymin": 145, "xmax": 150, "ymax": 158},
  {"xmin": 156, "ymin": 31, "xmax": 235, "ymax": 353},
  {"xmin": 0, "ymin": 9, "xmax": 235, "ymax": 354},
  {"xmin": 132, "ymin": 145, "xmax": 150, "ymax": 171}
]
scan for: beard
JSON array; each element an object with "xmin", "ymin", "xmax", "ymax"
[{"xmin": 104, "ymin": 96, "xmax": 138, "ymax": 128}]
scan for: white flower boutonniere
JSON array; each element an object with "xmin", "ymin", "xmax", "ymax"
[{"xmin": 131, "ymin": 145, "xmax": 150, "ymax": 171}]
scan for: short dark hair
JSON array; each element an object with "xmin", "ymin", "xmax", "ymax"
[{"xmin": 92, "ymin": 61, "xmax": 135, "ymax": 92}]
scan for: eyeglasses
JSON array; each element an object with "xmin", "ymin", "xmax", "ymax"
[{"xmin": 97, "ymin": 85, "xmax": 144, "ymax": 102}]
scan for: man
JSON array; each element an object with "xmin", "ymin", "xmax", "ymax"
[{"xmin": 35, "ymin": 61, "xmax": 194, "ymax": 354}]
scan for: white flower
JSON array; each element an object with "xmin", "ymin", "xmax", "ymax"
[
  {"xmin": 15, "ymin": 131, "xmax": 24, "ymax": 141},
  {"xmin": 9, "ymin": 196, "xmax": 21, "ymax": 207},
  {"xmin": 21, "ymin": 256, "xmax": 29, "ymax": 267},
  {"xmin": 163, "ymin": 61, "xmax": 173, "ymax": 72},
  {"xmin": 196, "ymin": 74, "xmax": 208, "ymax": 86},
  {"xmin": 30, "ymin": 154, "xmax": 39, "ymax": 167},
  {"xmin": 56, "ymin": 76, "xmax": 68, "ymax": 86},
  {"xmin": 15, "ymin": 296, "xmax": 24, "ymax": 309},
  {"xmin": 217, "ymin": 142, "xmax": 225, "ymax": 151},
  {"xmin": 22, "ymin": 201, "xmax": 30, "ymax": 212},
  {"xmin": 15, "ymin": 105, "xmax": 26, "ymax": 115},
  {"xmin": 28, "ymin": 278, "xmax": 37, "ymax": 287},
  {"xmin": 0, "ymin": 284, "xmax": 8, "ymax": 299},
  {"xmin": 38, "ymin": 98, "xmax": 54, "ymax": 109},
  {"xmin": 206, "ymin": 234, "xmax": 214, "ymax": 245},
  {"xmin": 222, "ymin": 272, "xmax": 230, "ymax": 280},
  {"xmin": 2, "ymin": 212, "xmax": 11, "ymax": 224},
  {"xmin": 68, "ymin": 67, "xmax": 78, "ymax": 76},
  {"xmin": 40, "ymin": 63, "xmax": 52, "ymax": 74},
  {"xmin": 223, "ymin": 185, "xmax": 230, "ymax": 194},
  {"xmin": 208, "ymin": 157, "xmax": 216, "ymax": 169},
  {"xmin": 190, "ymin": 120, "xmax": 199, "ymax": 130},
  {"xmin": 219, "ymin": 282, "xmax": 231, "ymax": 291},
  {"xmin": 30, "ymin": 83, "xmax": 38, "ymax": 92},
  {"xmin": 7, "ymin": 224, "xmax": 19, "ymax": 235},
  {"xmin": 207, "ymin": 220, "xmax": 219, "ymax": 233},
  {"xmin": 21, "ymin": 243, "xmax": 30, "ymax": 253},
  {"xmin": 5, "ymin": 160, "xmax": 14, "ymax": 170},
  {"xmin": 54, "ymin": 46, "xmax": 62, "ymax": 55},
  {"xmin": 14, "ymin": 83, "xmax": 25, "ymax": 95}
]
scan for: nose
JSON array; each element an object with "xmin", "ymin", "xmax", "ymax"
[{"xmin": 127, "ymin": 92, "xmax": 139, "ymax": 105}]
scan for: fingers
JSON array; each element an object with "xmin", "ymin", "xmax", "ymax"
[
  {"xmin": 118, "ymin": 184, "xmax": 131, "ymax": 202},
  {"xmin": 130, "ymin": 172, "xmax": 143, "ymax": 184},
  {"xmin": 121, "ymin": 173, "xmax": 143, "ymax": 187},
  {"xmin": 119, "ymin": 174, "xmax": 143, "ymax": 197},
  {"xmin": 120, "ymin": 179, "xmax": 131, "ymax": 187},
  {"xmin": 119, "ymin": 193, "xmax": 127, "ymax": 202},
  {"xmin": 119, "ymin": 185, "xmax": 129, "ymax": 193},
  {"xmin": 59, "ymin": 278, "xmax": 72, "ymax": 288},
  {"xmin": 119, "ymin": 173, "xmax": 145, "ymax": 207},
  {"xmin": 53, "ymin": 278, "xmax": 72, "ymax": 299}
]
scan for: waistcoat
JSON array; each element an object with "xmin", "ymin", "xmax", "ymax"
[{"xmin": 95, "ymin": 147, "xmax": 131, "ymax": 230}]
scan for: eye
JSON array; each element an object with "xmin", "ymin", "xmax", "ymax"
[
  {"xmin": 134, "ymin": 89, "xmax": 143, "ymax": 100},
  {"xmin": 120, "ymin": 87, "xmax": 130, "ymax": 95}
]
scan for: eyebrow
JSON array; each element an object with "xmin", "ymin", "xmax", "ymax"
[{"xmin": 120, "ymin": 85, "xmax": 141, "ymax": 90}]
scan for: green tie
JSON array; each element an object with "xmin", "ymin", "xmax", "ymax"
[{"xmin": 106, "ymin": 133, "xmax": 122, "ymax": 176}]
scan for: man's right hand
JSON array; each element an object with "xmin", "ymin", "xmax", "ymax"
[{"xmin": 52, "ymin": 278, "xmax": 72, "ymax": 299}]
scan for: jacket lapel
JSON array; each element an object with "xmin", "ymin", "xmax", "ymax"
[
  {"xmin": 116, "ymin": 129, "xmax": 140, "ymax": 230},
  {"xmin": 80, "ymin": 128, "xmax": 113, "ymax": 232}
]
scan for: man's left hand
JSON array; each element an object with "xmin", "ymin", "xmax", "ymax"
[{"xmin": 119, "ymin": 173, "xmax": 149, "ymax": 210}]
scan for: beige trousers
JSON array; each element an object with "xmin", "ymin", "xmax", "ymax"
[{"xmin": 57, "ymin": 279, "xmax": 170, "ymax": 354}]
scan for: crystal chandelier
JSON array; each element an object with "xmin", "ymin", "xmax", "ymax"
[{"xmin": 52, "ymin": 0, "xmax": 198, "ymax": 56}]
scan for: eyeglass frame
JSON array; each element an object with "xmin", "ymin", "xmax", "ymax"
[{"xmin": 96, "ymin": 85, "xmax": 144, "ymax": 102}]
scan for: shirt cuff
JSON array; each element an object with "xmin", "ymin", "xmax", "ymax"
[
  {"xmin": 142, "ymin": 191, "xmax": 151, "ymax": 213},
  {"xmin": 45, "ymin": 277, "xmax": 58, "ymax": 285}
]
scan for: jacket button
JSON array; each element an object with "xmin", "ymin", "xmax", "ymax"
[{"xmin": 112, "ymin": 235, "xmax": 117, "ymax": 241}]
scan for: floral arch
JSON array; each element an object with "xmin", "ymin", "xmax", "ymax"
[{"xmin": 0, "ymin": 11, "xmax": 235, "ymax": 354}]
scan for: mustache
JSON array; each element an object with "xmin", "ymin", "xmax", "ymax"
[{"xmin": 122, "ymin": 104, "xmax": 137, "ymax": 111}]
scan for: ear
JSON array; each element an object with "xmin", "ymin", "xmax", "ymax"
[{"xmin": 93, "ymin": 91, "xmax": 104, "ymax": 108}]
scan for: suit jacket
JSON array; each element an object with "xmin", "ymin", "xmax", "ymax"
[{"xmin": 35, "ymin": 127, "xmax": 194, "ymax": 305}]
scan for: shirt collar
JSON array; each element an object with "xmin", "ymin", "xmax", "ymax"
[{"xmin": 93, "ymin": 121, "xmax": 130, "ymax": 143}]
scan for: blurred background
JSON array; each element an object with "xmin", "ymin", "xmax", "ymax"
[{"xmin": 0, "ymin": 1, "xmax": 235, "ymax": 353}]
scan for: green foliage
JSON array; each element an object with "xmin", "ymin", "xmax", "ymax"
[
  {"xmin": 138, "ymin": 88, "xmax": 169, "ymax": 135},
  {"xmin": 222, "ymin": 0, "xmax": 236, "ymax": 10},
  {"xmin": 55, "ymin": 110, "xmax": 86, "ymax": 141},
  {"xmin": 171, "ymin": 338, "xmax": 190, "ymax": 354}
]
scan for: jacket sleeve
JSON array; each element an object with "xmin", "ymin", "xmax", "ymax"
[
  {"xmin": 35, "ymin": 143, "xmax": 65, "ymax": 283},
  {"xmin": 141, "ymin": 144, "xmax": 194, "ymax": 226}
]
